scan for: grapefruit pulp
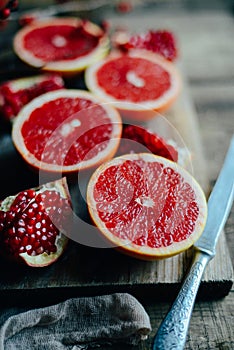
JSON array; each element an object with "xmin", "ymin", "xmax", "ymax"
[
  {"xmin": 12, "ymin": 89, "xmax": 122, "ymax": 173},
  {"xmin": 85, "ymin": 50, "xmax": 181, "ymax": 121},
  {"xmin": 87, "ymin": 153, "xmax": 207, "ymax": 260}
]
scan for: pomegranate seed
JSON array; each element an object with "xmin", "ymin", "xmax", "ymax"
[
  {"xmin": 0, "ymin": 7, "xmax": 11, "ymax": 20},
  {"xmin": 17, "ymin": 218, "xmax": 25, "ymax": 227},
  {"xmin": 27, "ymin": 226, "xmax": 34, "ymax": 235},
  {"xmin": 36, "ymin": 247, "xmax": 44, "ymax": 255},
  {"xmin": 36, "ymin": 231, "xmax": 41, "ymax": 237},
  {"xmin": 116, "ymin": 1, "xmax": 133, "ymax": 13},
  {"xmin": 17, "ymin": 227, "xmax": 26, "ymax": 237},
  {"xmin": 8, "ymin": 227, "xmax": 16, "ymax": 236}
]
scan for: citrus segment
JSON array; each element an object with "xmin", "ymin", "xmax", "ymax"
[
  {"xmin": 13, "ymin": 18, "xmax": 109, "ymax": 74},
  {"xmin": 12, "ymin": 89, "xmax": 122, "ymax": 173},
  {"xmin": 87, "ymin": 153, "xmax": 207, "ymax": 260},
  {"xmin": 85, "ymin": 50, "xmax": 181, "ymax": 120}
]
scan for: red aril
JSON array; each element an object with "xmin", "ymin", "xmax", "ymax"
[
  {"xmin": 12, "ymin": 89, "xmax": 122, "ymax": 174},
  {"xmin": 0, "ymin": 74, "xmax": 64, "ymax": 121},
  {"xmin": 13, "ymin": 17, "xmax": 109, "ymax": 75},
  {"xmin": 87, "ymin": 153, "xmax": 207, "ymax": 260},
  {"xmin": 85, "ymin": 50, "xmax": 181, "ymax": 121},
  {"xmin": 0, "ymin": 178, "xmax": 71, "ymax": 267}
]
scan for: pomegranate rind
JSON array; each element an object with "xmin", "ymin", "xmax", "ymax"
[
  {"xmin": 19, "ymin": 233, "xmax": 68, "ymax": 267},
  {"xmin": 13, "ymin": 17, "xmax": 110, "ymax": 74},
  {"xmin": 11, "ymin": 89, "xmax": 122, "ymax": 173},
  {"xmin": 85, "ymin": 49, "xmax": 182, "ymax": 121},
  {"xmin": 87, "ymin": 153, "xmax": 207, "ymax": 260},
  {"xmin": 0, "ymin": 178, "xmax": 71, "ymax": 267}
]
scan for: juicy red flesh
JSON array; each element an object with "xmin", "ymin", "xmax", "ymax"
[
  {"xmin": 23, "ymin": 24, "xmax": 101, "ymax": 62},
  {"xmin": 21, "ymin": 97, "xmax": 113, "ymax": 165},
  {"xmin": 0, "ymin": 75, "xmax": 64, "ymax": 120},
  {"xmin": 94, "ymin": 159, "xmax": 199, "ymax": 248},
  {"xmin": 0, "ymin": 189, "xmax": 70, "ymax": 257},
  {"xmin": 119, "ymin": 30, "xmax": 178, "ymax": 62},
  {"xmin": 119, "ymin": 124, "xmax": 178, "ymax": 162},
  {"xmin": 96, "ymin": 56, "xmax": 171, "ymax": 102}
]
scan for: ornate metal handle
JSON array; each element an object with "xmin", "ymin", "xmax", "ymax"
[{"xmin": 152, "ymin": 251, "xmax": 211, "ymax": 350}]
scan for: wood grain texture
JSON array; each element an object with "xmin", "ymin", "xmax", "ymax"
[
  {"xmin": 0, "ymin": 78, "xmax": 232, "ymax": 307},
  {"xmin": 0, "ymin": 4, "xmax": 234, "ymax": 349}
]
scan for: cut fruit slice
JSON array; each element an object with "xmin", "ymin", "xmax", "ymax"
[
  {"xmin": 12, "ymin": 89, "xmax": 122, "ymax": 173},
  {"xmin": 0, "ymin": 178, "xmax": 71, "ymax": 267},
  {"xmin": 118, "ymin": 124, "xmax": 178, "ymax": 162},
  {"xmin": 0, "ymin": 74, "xmax": 64, "ymax": 121},
  {"xmin": 87, "ymin": 153, "xmax": 207, "ymax": 260},
  {"xmin": 13, "ymin": 17, "xmax": 110, "ymax": 74},
  {"xmin": 113, "ymin": 29, "xmax": 178, "ymax": 62},
  {"xmin": 85, "ymin": 50, "xmax": 181, "ymax": 121}
]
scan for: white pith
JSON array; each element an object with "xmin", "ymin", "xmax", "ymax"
[{"xmin": 87, "ymin": 153, "xmax": 207, "ymax": 259}]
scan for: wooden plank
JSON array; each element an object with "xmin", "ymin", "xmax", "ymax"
[
  {"xmin": 0, "ymin": 8, "xmax": 233, "ymax": 307},
  {"xmin": 0, "ymin": 84, "xmax": 233, "ymax": 307}
]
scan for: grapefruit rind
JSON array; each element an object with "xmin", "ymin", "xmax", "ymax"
[
  {"xmin": 85, "ymin": 50, "xmax": 182, "ymax": 121},
  {"xmin": 11, "ymin": 89, "xmax": 122, "ymax": 173},
  {"xmin": 13, "ymin": 17, "xmax": 110, "ymax": 74},
  {"xmin": 87, "ymin": 153, "xmax": 207, "ymax": 260}
]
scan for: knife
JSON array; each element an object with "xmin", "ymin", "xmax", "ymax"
[{"xmin": 152, "ymin": 135, "xmax": 234, "ymax": 350}]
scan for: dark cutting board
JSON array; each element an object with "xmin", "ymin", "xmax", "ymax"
[
  {"xmin": 0, "ymin": 14, "xmax": 233, "ymax": 307},
  {"xmin": 0, "ymin": 76, "xmax": 233, "ymax": 307}
]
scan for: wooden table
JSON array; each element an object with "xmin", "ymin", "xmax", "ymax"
[
  {"xmin": 96, "ymin": 4, "xmax": 234, "ymax": 349},
  {"xmin": 0, "ymin": 1, "xmax": 234, "ymax": 349}
]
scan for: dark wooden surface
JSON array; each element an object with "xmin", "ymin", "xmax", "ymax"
[{"xmin": 0, "ymin": 1, "xmax": 234, "ymax": 349}]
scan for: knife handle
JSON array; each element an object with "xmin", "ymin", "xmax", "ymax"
[{"xmin": 152, "ymin": 251, "xmax": 211, "ymax": 350}]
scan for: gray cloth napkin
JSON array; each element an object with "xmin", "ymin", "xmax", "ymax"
[{"xmin": 0, "ymin": 293, "xmax": 151, "ymax": 350}]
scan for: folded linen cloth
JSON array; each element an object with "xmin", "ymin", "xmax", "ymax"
[{"xmin": 0, "ymin": 293, "xmax": 151, "ymax": 350}]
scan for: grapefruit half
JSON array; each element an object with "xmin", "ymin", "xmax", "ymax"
[
  {"xmin": 13, "ymin": 17, "xmax": 109, "ymax": 74},
  {"xmin": 12, "ymin": 89, "xmax": 122, "ymax": 173},
  {"xmin": 87, "ymin": 153, "xmax": 207, "ymax": 260},
  {"xmin": 85, "ymin": 49, "xmax": 181, "ymax": 121}
]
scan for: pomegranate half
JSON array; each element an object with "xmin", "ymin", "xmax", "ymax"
[{"xmin": 0, "ymin": 178, "xmax": 72, "ymax": 267}]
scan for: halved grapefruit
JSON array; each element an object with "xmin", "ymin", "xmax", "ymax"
[
  {"xmin": 87, "ymin": 153, "xmax": 207, "ymax": 260},
  {"xmin": 12, "ymin": 89, "xmax": 122, "ymax": 173},
  {"xmin": 13, "ymin": 17, "xmax": 109, "ymax": 74},
  {"xmin": 85, "ymin": 49, "xmax": 181, "ymax": 121}
]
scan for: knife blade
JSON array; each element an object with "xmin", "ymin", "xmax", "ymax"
[{"xmin": 152, "ymin": 135, "xmax": 234, "ymax": 350}]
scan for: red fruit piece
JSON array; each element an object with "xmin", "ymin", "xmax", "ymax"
[
  {"xmin": 0, "ymin": 74, "xmax": 64, "ymax": 121},
  {"xmin": 116, "ymin": 1, "xmax": 133, "ymax": 13},
  {"xmin": 115, "ymin": 30, "xmax": 178, "ymax": 62},
  {"xmin": 118, "ymin": 124, "xmax": 178, "ymax": 162},
  {"xmin": 0, "ymin": 178, "xmax": 72, "ymax": 267}
]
